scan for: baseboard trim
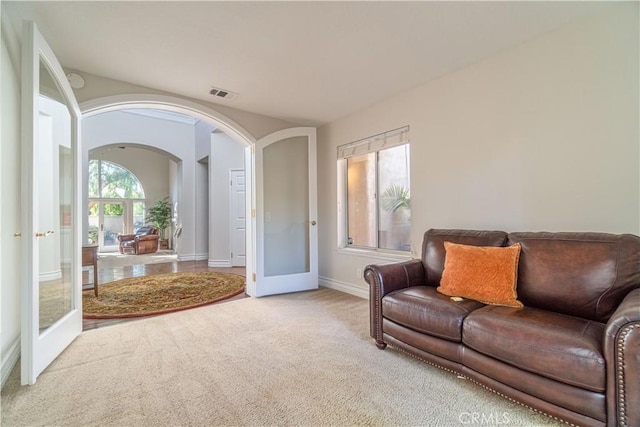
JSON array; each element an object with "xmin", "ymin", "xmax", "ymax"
[
  {"xmin": 177, "ymin": 254, "xmax": 196, "ymax": 262},
  {"xmin": 208, "ymin": 259, "xmax": 232, "ymax": 268},
  {"xmin": 39, "ymin": 269, "xmax": 62, "ymax": 281},
  {"xmin": 194, "ymin": 253, "xmax": 208, "ymax": 261},
  {"xmin": 319, "ymin": 276, "xmax": 368, "ymax": 299},
  {"xmin": 1, "ymin": 338, "xmax": 20, "ymax": 388}
]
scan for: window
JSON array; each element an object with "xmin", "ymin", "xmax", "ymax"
[
  {"xmin": 338, "ymin": 127, "xmax": 410, "ymax": 252},
  {"xmin": 87, "ymin": 160, "xmax": 146, "ymax": 248},
  {"xmin": 88, "ymin": 160, "xmax": 145, "ymax": 199}
]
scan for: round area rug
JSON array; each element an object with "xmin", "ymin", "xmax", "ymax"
[{"xmin": 83, "ymin": 272, "xmax": 245, "ymax": 319}]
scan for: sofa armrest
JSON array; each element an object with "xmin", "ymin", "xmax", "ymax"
[
  {"xmin": 604, "ymin": 287, "xmax": 640, "ymax": 427},
  {"xmin": 364, "ymin": 260, "xmax": 426, "ymax": 298},
  {"xmin": 117, "ymin": 234, "xmax": 135, "ymax": 242},
  {"xmin": 364, "ymin": 259, "xmax": 425, "ymax": 348}
]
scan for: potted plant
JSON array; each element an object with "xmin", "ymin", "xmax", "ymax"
[
  {"xmin": 380, "ymin": 184, "xmax": 411, "ymax": 251},
  {"xmin": 145, "ymin": 197, "xmax": 172, "ymax": 248},
  {"xmin": 380, "ymin": 184, "xmax": 410, "ymax": 213}
]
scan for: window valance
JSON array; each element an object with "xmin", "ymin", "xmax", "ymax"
[{"xmin": 337, "ymin": 126, "xmax": 409, "ymax": 159}]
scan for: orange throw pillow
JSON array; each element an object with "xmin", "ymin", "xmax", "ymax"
[{"xmin": 437, "ymin": 242, "xmax": 523, "ymax": 308}]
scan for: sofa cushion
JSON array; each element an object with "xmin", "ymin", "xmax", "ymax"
[
  {"xmin": 383, "ymin": 286, "xmax": 485, "ymax": 342},
  {"xmin": 508, "ymin": 232, "xmax": 640, "ymax": 322},
  {"xmin": 437, "ymin": 242, "xmax": 523, "ymax": 308},
  {"xmin": 463, "ymin": 305, "xmax": 606, "ymax": 392},
  {"xmin": 422, "ymin": 229, "xmax": 507, "ymax": 287}
]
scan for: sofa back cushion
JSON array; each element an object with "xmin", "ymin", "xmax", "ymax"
[
  {"xmin": 422, "ymin": 229, "xmax": 508, "ymax": 287},
  {"xmin": 508, "ymin": 232, "xmax": 640, "ymax": 322}
]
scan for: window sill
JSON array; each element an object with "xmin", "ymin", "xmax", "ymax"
[{"xmin": 336, "ymin": 246, "xmax": 414, "ymax": 263}]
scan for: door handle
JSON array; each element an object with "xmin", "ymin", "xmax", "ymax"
[
  {"xmin": 14, "ymin": 232, "xmax": 21, "ymax": 237},
  {"xmin": 35, "ymin": 230, "xmax": 55, "ymax": 238},
  {"xmin": 308, "ymin": 220, "xmax": 317, "ymax": 226}
]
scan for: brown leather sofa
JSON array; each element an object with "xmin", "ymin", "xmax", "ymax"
[
  {"xmin": 117, "ymin": 226, "xmax": 160, "ymax": 255},
  {"xmin": 365, "ymin": 229, "xmax": 639, "ymax": 427}
]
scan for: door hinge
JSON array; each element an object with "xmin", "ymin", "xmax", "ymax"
[
  {"xmin": 230, "ymin": 180, "xmax": 232, "ymax": 186},
  {"xmin": 252, "ymin": 273, "xmax": 256, "ymax": 282},
  {"xmin": 231, "ymin": 252, "xmax": 233, "ymax": 258},
  {"xmin": 251, "ymin": 209, "xmax": 256, "ymax": 218}
]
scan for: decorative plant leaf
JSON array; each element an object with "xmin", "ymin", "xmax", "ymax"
[
  {"xmin": 145, "ymin": 197, "xmax": 172, "ymax": 240},
  {"xmin": 381, "ymin": 184, "xmax": 410, "ymax": 212}
]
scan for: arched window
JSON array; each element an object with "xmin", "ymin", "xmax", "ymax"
[
  {"xmin": 88, "ymin": 160, "xmax": 145, "ymax": 199},
  {"xmin": 87, "ymin": 160, "xmax": 146, "ymax": 250}
]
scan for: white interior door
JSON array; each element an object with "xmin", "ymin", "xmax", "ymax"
[
  {"xmin": 250, "ymin": 127, "xmax": 318, "ymax": 297},
  {"xmin": 21, "ymin": 21, "xmax": 82, "ymax": 385},
  {"xmin": 230, "ymin": 169, "xmax": 246, "ymax": 267}
]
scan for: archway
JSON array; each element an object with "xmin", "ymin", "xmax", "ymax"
[{"xmin": 80, "ymin": 94, "xmax": 257, "ymax": 283}]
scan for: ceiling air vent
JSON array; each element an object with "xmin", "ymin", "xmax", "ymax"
[{"xmin": 209, "ymin": 87, "xmax": 238, "ymax": 100}]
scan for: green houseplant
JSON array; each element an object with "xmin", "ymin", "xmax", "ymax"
[
  {"xmin": 380, "ymin": 184, "xmax": 411, "ymax": 251},
  {"xmin": 380, "ymin": 184, "xmax": 410, "ymax": 212},
  {"xmin": 145, "ymin": 197, "xmax": 172, "ymax": 241}
]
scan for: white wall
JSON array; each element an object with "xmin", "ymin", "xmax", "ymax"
[
  {"xmin": 1, "ymin": 6, "xmax": 22, "ymax": 387},
  {"xmin": 195, "ymin": 120, "xmax": 215, "ymax": 160},
  {"xmin": 169, "ymin": 160, "xmax": 180, "ymax": 251},
  {"xmin": 194, "ymin": 120, "xmax": 215, "ymax": 258},
  {"xmin": 317, "ymin": 4, "xmax": 640, "ymax": 297},
  {"xmin": 195, "ymin": 160, "xmax": 209, "ymax": 258},
  {"xmin": 209, "ymin": 132, "xmax": 245, "ymax": 266}
]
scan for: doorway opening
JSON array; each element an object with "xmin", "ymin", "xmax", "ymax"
[
  {"xmin": 81, "ymin": 95, "xmax": 254, "ymax": 267},
  {"xmin": 80, "ymin": 96, "xmax": 255, "ymax": 329}
]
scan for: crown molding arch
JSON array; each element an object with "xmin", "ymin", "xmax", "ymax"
[{"xmin": 79, "ymin": 94, "xmax": 257, "ymax": 146}]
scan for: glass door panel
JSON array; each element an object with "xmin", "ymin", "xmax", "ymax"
[
  {"xmin": 133, "ymin": 201, "xmax": 145, "ymax": 232},
  {"xmin": 263, "ymin": 137, "xmax": 310, "ymax": 276},
  {"xmin": 37, "ymin": 97, "xmax": 74, "ymax": 331},
  {"xmin": 101, "ymin": 202, "xmax": 124, "ymax": 252}
]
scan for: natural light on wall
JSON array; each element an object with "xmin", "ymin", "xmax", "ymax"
[{"xmin": 337, "ymin": 126, "xmax": 410, "ymax": 252}]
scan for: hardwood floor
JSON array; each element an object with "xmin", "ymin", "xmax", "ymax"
[{"xmin": 83, "ymin": 260, "xmax": 246, "ymax": 331}]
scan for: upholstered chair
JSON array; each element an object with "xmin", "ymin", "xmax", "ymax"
[{"xmin": 117, "ymin": 226, "xmax": 160, "ymax": 255}]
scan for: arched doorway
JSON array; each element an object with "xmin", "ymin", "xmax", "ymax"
[{"xmin": 80, "ymin": 94, "xmax": 257, "ymax": 283}]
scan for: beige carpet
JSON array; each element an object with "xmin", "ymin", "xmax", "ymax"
[
  {"xmin": 97, "ymin": 250, "xmax": 178, "ymax": 268},
  {"xmin": 1, "ymin": 288, "xmax": 559, "ymax": 426}
]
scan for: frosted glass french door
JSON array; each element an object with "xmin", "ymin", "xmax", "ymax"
[
  {"xmin": 251, "ymin": 128, "xmax": 318, "ymax": 297},
  {"xmin": 21, "ymin": 21, "xmax": 82, "ymax": 385}
]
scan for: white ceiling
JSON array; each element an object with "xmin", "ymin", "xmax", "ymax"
[{"xmin": 4, "ymin": 1, "xmax": 610, "ymax": 126}]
